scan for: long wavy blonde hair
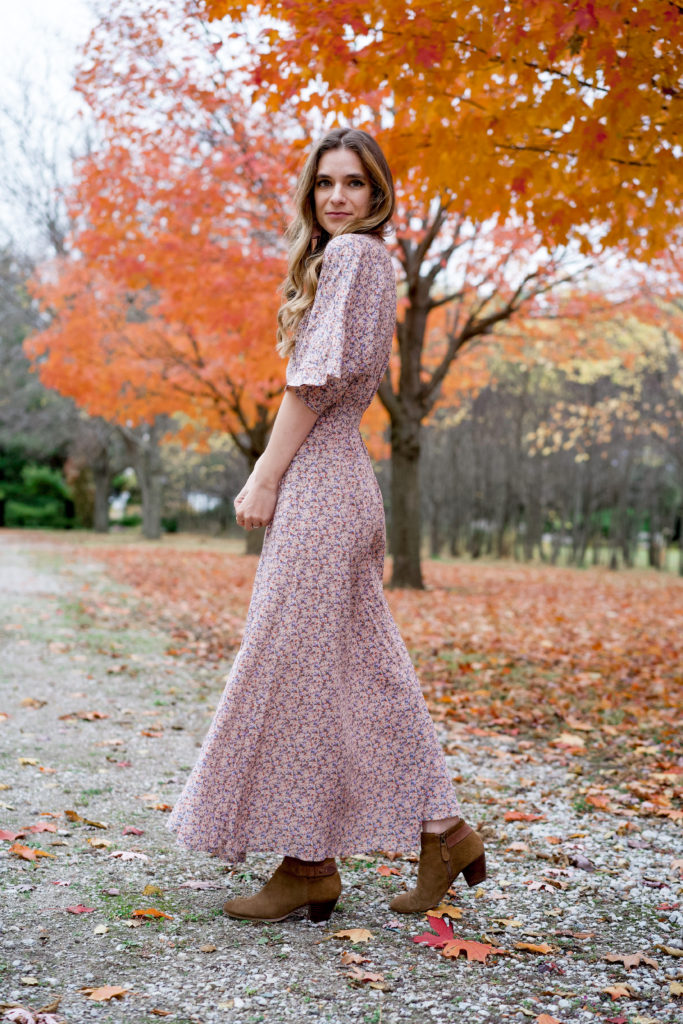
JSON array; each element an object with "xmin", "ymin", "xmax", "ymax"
[{"xmin": 276, "ymin": 128, "xmax": 395, "ymax": 358}]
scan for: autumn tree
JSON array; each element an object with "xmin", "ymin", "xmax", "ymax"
[{"xmin": 196, "ymin": 0, "xmax": 683, "ymax": 586}]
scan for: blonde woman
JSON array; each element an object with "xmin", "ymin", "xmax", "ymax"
[{"xmin": 166, "ymin": 127, "xmax": 485, "ymax": 922}]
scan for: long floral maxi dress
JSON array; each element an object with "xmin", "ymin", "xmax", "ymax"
[{"xmin": 166, "ymin": 232, "xmax": 462, "ymax": 863}]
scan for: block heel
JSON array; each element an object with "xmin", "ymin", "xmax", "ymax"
[
  {"xmin": 462, "ymin": 851, "xmax": 486, "ymax": 887},
  {"xmin": 308, "ymin": 898, "xmax": 338, "ymax": 923}
]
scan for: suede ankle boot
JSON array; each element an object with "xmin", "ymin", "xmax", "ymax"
[
  {"xmin": 389, "ymin": 818, "xmax": 486, "ymax": 914},
  {"xmin": 223, "ymin": 856, "xmax": 341, "ymax": 923}
]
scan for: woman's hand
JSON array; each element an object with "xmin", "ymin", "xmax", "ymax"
[{"xmin": 234, "ymin": 462, "xmax": 279, "ymax": 531}]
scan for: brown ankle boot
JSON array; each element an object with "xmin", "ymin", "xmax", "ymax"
[
  {"xmin": 223, "ymin": 856, "xmax": 341, "ymax": 923},
  {"xmin": 389, "ymin": 818, "xmax": 486, "ymax": 914}
]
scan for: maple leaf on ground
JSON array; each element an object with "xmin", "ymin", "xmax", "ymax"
[
  {"xmin": 603, "ymin": 984, "xmax": 636, "ymax": 999},
  {"xmin": 132, "ymin": 908, "xmax": 173, "ymax": 919},
  {"xmin": 604, "ymin": 951, "xmax": 659, "ymax": 970},
  {"xmin": 441, "ymin": 938, "xmax": 501, "ymax": 962},
  {"xmin": 81, "ymin": 985, "xmax": 128, "ymax": 1001},
  {"xmin": 376, "ymin": 864, "xmax": 401, "ymax": 876},
  {"xmin": 0, "ymin": 829, "xmax": 26, "ymax": 841},
  {"xmin": 412, "ymin": 914, "xmax": 455, "ymax": 948},
  {"xmin": 178, "ymin": 879, "xmax": 224, "ymax": 890},
  {"xmin": 515, "ymin": 941, "xmax": 556, "ymax": 954},
  {"xmin": 121, "ymin": 826, "xmax": 144, "ymax": 835},
  {"xmin": 66, "ymin": 904, "xmax": 95, "ymax": 914},
  {"xmin": 340, "ymin": 951, "xmax": 371, "ymax": 965},
  {"xmin": 504, "ymin": 811, "xmax": 547, "ymax": 822},
  {"xmin": 426, "ymin": 901, "xmax": 464, "ymax": 919},
  {"xmin": 332, "ymin": 928, "xmax": 373, "ymax": 943},
  {"xmin": 9, "ymin": 843, "xmax": 56, "ymax": 861},
  {"xmin": 24, "ymin": 823, "xmax": 57, "ymax": 834},
  {"xmin": 344, "ymin": 966, "xmax": 387, "ymax": 983}
]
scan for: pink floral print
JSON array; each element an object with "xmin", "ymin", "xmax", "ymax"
[{"xmin": 166, "ymin": 232, "xmax": 462, "ymax": 863}]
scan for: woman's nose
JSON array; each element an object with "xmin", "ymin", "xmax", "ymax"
[{"xmin": 331, "ymin": 183, "xmax": 345, "ymax": 202}]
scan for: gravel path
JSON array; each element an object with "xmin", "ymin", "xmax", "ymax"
[{"xmin": 0, "ymin": 534, "xmax": 681, "ymax": 1024}]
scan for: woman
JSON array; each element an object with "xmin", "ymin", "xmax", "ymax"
[{"xmin": 166, "ymin": 127, "xmax": 485, "ymax": 922}]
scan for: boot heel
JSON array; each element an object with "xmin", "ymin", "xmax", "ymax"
[
  {"xmin": 462, "ymin": 852, "xmax": 486, "ymax": 887},
  {"xmin": 308, "ymin": 898, "xmax": 338, "ymax": 923}
]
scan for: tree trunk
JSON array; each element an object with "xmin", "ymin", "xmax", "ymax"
[
  {"xmin": 93, "ymin": 456, "xmax": 110, "ymax": 533},
  {"xmin": 389, "ymin": 416, "xmax": 423, "ymax": 588}
]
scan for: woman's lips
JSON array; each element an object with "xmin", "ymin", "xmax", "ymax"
[{"xmin": 327, "ymin": 211, "xmax": 350, "ymax": 217}]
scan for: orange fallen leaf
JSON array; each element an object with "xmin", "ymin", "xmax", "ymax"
[
  {"xmin": 345, "ymin": 964, "xmax": 385, "ymax": 986},
  {"xmin": 340, "ymin": 950, "xmax": 371, "ymax": 965},
  {"xmin": 66, "ymin": 904, "xmax": 95, "ymax": 914},
  {"xmin": 603, "ymin": 984, "xmax": 635, "ymax": 1000},
  {"xmin": 81, "ymin": 985, "xmax": 128, "ymax": 1001},
  {"xmin": 504, "ymin": 811, "xmax": 546, "ymax": 822},
  {"xmin": 604, "ymin": 951, "xmax": 659, "ymax": 970},
  {"xmin": 377, "ymin": 864, "xmax": 401, "ymax": 876},
  {"xmin": 536, "ymin": 1015, "xmax": 562, "ymax": 1024},
  {"xmin": 332, "ymin": 928, "xmax": 373, "ymax": 942},
  {"xmin": 564, "ymin": 715, "xmax": 593, "ymax": 731},
  {"xmin": 441, "ymin": 938, "xmax": 500, "ymax": 962},
  {"xmin": 132, "ymin": 907, "xmax": 173, "ymax": 919},
  {"xmin": 427, "ymin": 901, "xmax": 464, "ymax": 920},
  {"xmin": 9, "ymin": 842, "xmax": 56, "ymax": 861},
  {"xmin": 515, "ymin": 941, "xmax": 556, "ymax": 954}
]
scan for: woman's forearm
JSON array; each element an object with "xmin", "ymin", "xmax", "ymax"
[{"xmin": 251, "ymin": 387, "xmax": 319, "ymax": 488}]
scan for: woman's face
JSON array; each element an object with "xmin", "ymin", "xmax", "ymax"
[{"xmin": 313, "ymin": 148, "xmax": 372, "ymax": 235}]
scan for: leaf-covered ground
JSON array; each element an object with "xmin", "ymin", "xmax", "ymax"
[{"xmin": 0, "ymin": 531, "xmax": 681, "ymax": 1024}]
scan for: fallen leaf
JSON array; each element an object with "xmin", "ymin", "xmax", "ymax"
[
  {"xmin": 19, "ymin": 976, "xmax": 39, "ymax": 986},
  {"xmin": 345, "ymin": 964, "xmax": 386, "ymax": 986},
  {"xmin": 108, "ymin": 850, "xmax": 148, "ymax": 861},
  {"xmin": 142, "ymin": 884, "xmax": 163, "ymax": 896},
  {"xmin": 66, "ymin": 905, "xmax": 95, "ymax": 914},
  {"xmin": 564, "ymin": 716, "xmax": 593, "ymax": 731},
  {"xmin": 132, "ymin": 908, "xmax": 173, "ymax": 919},
  {"xmin": 20, "ymin": 697, "xmax": 46, "ymax": 709},
  {"xmin": 199, "ymin": 943, "xmax": 217, "ymax": 953},
  {"xmin": 93, "ymin": 924, "xmax": 108, "ymax": 935},
  {"xmin": 332, "ymin": 928, "xmax": 373, "ymax": 943},
  {"xmin": 493, "ymin": 918, "xmax": 523, "ymax": 927},
  {"xmin": 412, "ymin": 914, "xmax": 455, "ymax": 948},
  {"xmin": 427, "ymin": 902, "xmax": 464, "ymax": 920},
  {"xmin": 122, "ymin": 826, "xmax": 144, "ymax": 836},
  {"xmin": 25, "ymin": 823, "xmax": 57, "ymax": 834},
  {"xmin": 81, "ymin": 985, "xmax": 128, "ymax": 1001},
  {"xmin": 536, "ymin": 1016, "xmax": 562, "ymax": 1024},
  {"xmin": 377, "ymin": 864, "xmax": 401, "ymax": 876},
  {"xmin": 9, "ymin": 843, "xmax": 56, "ymax": 861},
  {"xmin": 631, "ymin": 1016, "xmax": 659, "ymax": 1023},
  {"xmin": 504, "ymin": 811, "xmax": 547, "ymax": 822},
  {"xmin": 150, "ymin": 1011, "xmax": 173, "ymax": 1017},
  {"xmin": 670, "ymin": 981, "xmax": 683, "ymax": 997},
  {"xmin": 602, "ymin": 984, "xmax": 635, "ymax": 1000},
  {"xmin": 656, "ymin": 944, "xmax": 683, "ymax": 957},
  {"xmin": 178, "ymin": 879, "xmax": 224, "ymax": 890},
  {"xmin": 604, "ymin": 951, "xmax": 659, "ymax": 970},
  {"xmin": 18, "ymin": 758, "xmax": 39, "ymax": 766},
  {"xmin": 515, "ymin": 941, "xmax": 556, "ymax": 954},
  {"xmin": 0, "ymin": 829, "xmax": 25, "ymax": 841},
  {"xmin": 553, "ymin": 731, "xmax": 586, "ymax": 748},
  {"xmin": 442, "ymin": 937, "xmax": 501, "ymax": 962},
  {"xmin": 340, "ymin": 950, "xmax": 371, "ymax": 965},
  {"xmin": 86, "ymin": 838, "xmax": 111, "ymax": 849}
]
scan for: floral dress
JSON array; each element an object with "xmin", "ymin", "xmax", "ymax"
[{"xmin": 166, "ymin": 232, "xmax": 461, "ymax": 862}]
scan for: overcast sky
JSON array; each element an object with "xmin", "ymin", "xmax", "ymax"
[{"xmin": 0, "ymin": 0, "xmax": 95, "ymax": 98}]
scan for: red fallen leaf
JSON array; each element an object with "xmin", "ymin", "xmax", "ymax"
[
  {"xmin": 442, "ymin": 937, "xmax": 500, "ymax": 962},
  {"xmin": 0, "ymin": 829, "xmax": 25, "ymax": 841},
  {"xmin": 122, "ymin": 826, "xmax": 145, "ymax": 835},
  {"xmin": 604, "ymin": 1016, "xmax": 628, "ymax": 1023},
  {"xmin": 115, "ymin": 761, "xmax": 133, "ymax": 767},
  {"xmin": 657, "ymin": 902, "xmax": 680, "ymax": 910},
  {"xmin": 504, "ymin": 811, "xmax": 547, "ymax": 822},
  {"xmin": 140, "ymin": 729, "xmax": 164, "ymax": 738},
  {"xmin": 132, "ymin": 908, "xmax": 173, "ymax": 919},
  {"xmin": 66, "ymin": 904, "xmax": 95, "ymax": 914},
  {"xmin": 25, "ymin": 822, "xmax": 57, "ymax": 833},
  {"xmin": 377, "ymin": 864, "xmax": 401, "ymax": 876},
  {"xmin": 52, "ymin": 880, "xmax": 71, "ymax": 885},
  {"xmin": 412, "ymin": 914, "xmax": 455, "ymax": 948},
  {"xmin": 150, "ymin": 1011, "xmax": 173, "ymax": 1018}
]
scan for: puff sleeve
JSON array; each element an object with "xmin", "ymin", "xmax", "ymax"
[{"xmin": 285, "ymin": 234, "xmax": 389, "ymax": 416}]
